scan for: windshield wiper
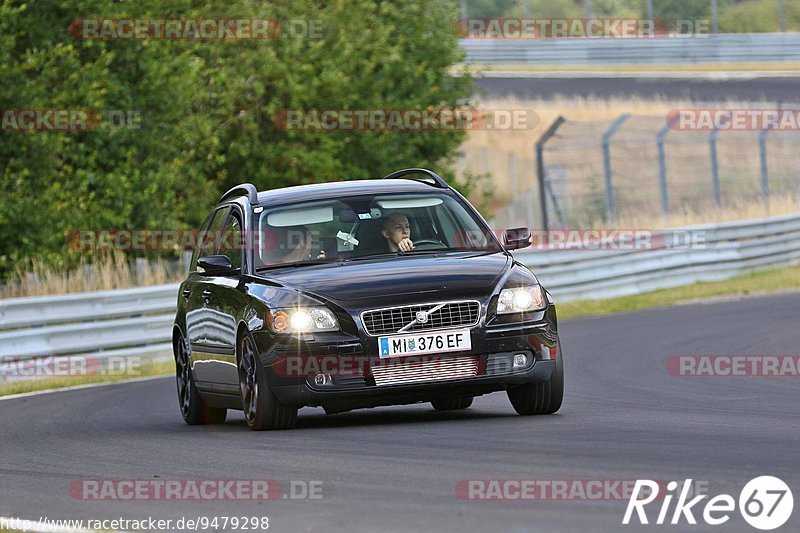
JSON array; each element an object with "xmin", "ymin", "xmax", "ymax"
[
  {"xmin": 343, "ymin": 249, "xmax": 447, "ymax": 262},
  {"xmin": 397, "ymin": 249, "xmax": 445, "ymax": 256},
  {"xmin": 255, "ymin": 259, "xmax": 334, "ymax": 272},
  {"xmin": 342, "ymin": 253, "xmax": 398, "ymax": 262}
]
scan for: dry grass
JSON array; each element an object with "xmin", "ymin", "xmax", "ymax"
[
  {"xmin": 0, "ymin": 360, "xmax": 174, "ymax": 397},
  {"xmin": 459, "ymin": 95, "xmax": 800, "ymax": 228},
  {"xmin": 0, "ymin": 252, "xmax": 182, "ymax": 298}
]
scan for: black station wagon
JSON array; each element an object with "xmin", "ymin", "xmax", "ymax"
[{"xmin": 173, "ymin": 169, "xmax": 564, "ymax": 430}]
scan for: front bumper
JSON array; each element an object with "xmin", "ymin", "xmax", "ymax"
[
  {"xmin": 252, "ymin": 303, "xmax": 559, "ymax": 411},
  {"xmin": 272, "ymin": 358, "xmax": 555, "ymax": 413}
]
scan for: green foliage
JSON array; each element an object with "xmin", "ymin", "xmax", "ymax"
[
  {"xmin": 0, "ymin": 0, "xmax": 474, "ymax": 278},
  {"xmin": 720, "ymin": 0, "xmax": 800, "ymax": 32}
]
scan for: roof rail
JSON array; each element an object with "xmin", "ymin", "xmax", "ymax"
[
  {"xmin": 381, "ymin": 168, "xmax": 449, "ymax": 189},
  {"xmin": 219, "ymin": 183, "xmax": 259, "ymax": 205}
]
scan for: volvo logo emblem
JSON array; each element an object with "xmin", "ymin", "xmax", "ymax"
[{"xmin": 415, "ymin": 311, "xmax": 429, "ymax": 323}]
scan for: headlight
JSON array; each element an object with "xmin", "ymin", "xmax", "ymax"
[
  {"xmin": 269, "ymin": 307, "xmax": 340, "ymax": 333},
  {"xmin": 497, "ymin": 286, "xmax": 546, "ymax": 314}
]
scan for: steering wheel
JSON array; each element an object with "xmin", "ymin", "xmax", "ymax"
[{"xmin": 412, "ymin": 239, "xmax": 446, "ymax": 249}]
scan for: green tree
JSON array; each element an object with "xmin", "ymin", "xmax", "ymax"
[{"xmin": 0, "ymin": 0, "xmax": 474, "ymax": 278}]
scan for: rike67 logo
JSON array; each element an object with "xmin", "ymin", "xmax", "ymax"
[{"xmin": 624, "ymin": 476, "xmax": 793, "ymax": 530}]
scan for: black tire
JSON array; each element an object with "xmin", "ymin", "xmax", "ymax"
[
  {"xmin": 507, "ymin": 343, "xmax": 564, "ymax": 415},
  {"xmin": 174, "ymin": 333, "xmax": 227, "ymax": 425},
  {"xmin": 431, "ymin": 396, "xmax": 473, "ymax": 411},
  {"xmin": 238, "ymin": 334, "xmax": 297, "ymax": 431}
]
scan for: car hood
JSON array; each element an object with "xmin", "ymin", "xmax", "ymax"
[{"xmin": 258, "ymin": 252, "xmax": 510, "ymax": 305}]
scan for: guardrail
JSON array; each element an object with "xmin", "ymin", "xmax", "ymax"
[
  {"xmin": 1, "ymin": 213, "xmax": 799, "ymax": 381},
  {"xmin": 461, "ymin": 33, "xmax": 800, "ymax": 65},
  {"xmin": 0, "ymin": 285, "xmax": 179, "ymax": 381}
]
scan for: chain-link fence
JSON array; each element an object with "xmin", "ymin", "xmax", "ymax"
[{"xmin": 462, "ymin": 114, "xmax": 800, "ymax": 230}]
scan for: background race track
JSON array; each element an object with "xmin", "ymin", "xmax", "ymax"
[
  {"xmin": 1, "ymin": 293, "xmax": 798, "ymax": 532},
  {"xmin": 478, "ymin": 76, "xmax": 800, "ymax": 102}
]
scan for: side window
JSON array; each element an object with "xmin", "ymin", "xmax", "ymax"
[
  {"xmin": 192, "ymin": 207, "xmax": 230, "ymax": 270},
  {"xmin": 218, "ymin": 210, "xmax": 243, "ymax": 271}
]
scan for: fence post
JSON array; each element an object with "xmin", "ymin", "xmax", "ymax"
[
  {"xmin": 709, "ymin": 129, "xmax": 722, "ymax": 207},
  {"xmin": 779, "ymin": 0, "xmax": 787, "ymax": 32},
  {"xmin": 711, "ymin": 0, "xmax": 719, "ymax": 34},
  {"xmin": 656, "ymin": 125, "xmax": 670, "ymax": 216},
  {"xmin": 759, "ymin": 129, "xmax": 770, "ymax": 206},
  {"xmin": 601, "ymin": 114, "xmax": 631, "ymax": 222},
  {"xmin": 583, "ymin": 0, "xmax": 592, "ymax": 19},
  {"xmin": 507, "ymin": 153, "xmax": 517, "ymax": 226},
  {"xmin": 536, "ymin": 116, "xmax": 566, "ymax": 232},
  {"xmin": 525, "ymin": 189, "xmax": 535, "ymax": 229}
]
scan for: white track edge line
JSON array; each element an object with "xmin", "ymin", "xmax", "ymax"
[{"xmin": 0, "ymin": 375, "xmax": 171, "ymax": 401}]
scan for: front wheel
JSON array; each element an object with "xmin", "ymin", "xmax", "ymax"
[
  {"xmin": 174, "ymin": 333, "xmax": 227, "ymax": 425},
  {"xmin": 507, "ymin": 343, "xmax": 564, "ymax": 415},
  {"xmin": 238, "ymin": 334, "xmax": 297, "ymax": 431},
  {"xmin": 431, "ymin": 396, "xmax": 473, "ymax": 411}
]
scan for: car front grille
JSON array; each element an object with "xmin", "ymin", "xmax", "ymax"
[
  {"xmin": 361, "ymin": 300, "xmax": 480, "ymax": 336},
  {"xmin": 371, "ymin": 355, "xmax": 480, "ymax": 386}
]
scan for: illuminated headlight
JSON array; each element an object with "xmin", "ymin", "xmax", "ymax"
[
  {"xmin": 497, "ymin": 286, "xmax": 546, "ymax": 314},
  {"xmin": 269, "ymin": 307, "xmax": 340, "ymax": 333}
]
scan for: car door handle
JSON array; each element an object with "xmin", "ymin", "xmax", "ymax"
[
  {"xmin": 202, "ymin": 289, "xmax": 212, "ymax": 303},
  {"xmin": 182, "ymin": 288, "xmax": 191, "ymax": 300}
]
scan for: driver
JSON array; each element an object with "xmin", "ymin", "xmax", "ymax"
[{"xmin": 381, "ymin": 212, "xmax": 414, "ymax": 252}]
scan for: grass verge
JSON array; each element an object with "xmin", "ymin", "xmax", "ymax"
[
  {"xmin": 557, "ymin": 264, "xmax": 800, "ymax": 319},
  {"xmin": 0, "ymin": 360, "xmax": 174, "ymax": 398}
]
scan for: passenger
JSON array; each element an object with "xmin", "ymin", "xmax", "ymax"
[
  {"xmin": 283, "ymin": 226, "xmax": 325, "ymax": 262},
  {"xmin": 381, "ymin": 212, "xmax": 414, "ymax": 252}
]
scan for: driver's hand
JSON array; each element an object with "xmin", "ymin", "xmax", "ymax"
[{"xmin": 398, "ymin": 238, "xmax": 414, "ymax": 252}]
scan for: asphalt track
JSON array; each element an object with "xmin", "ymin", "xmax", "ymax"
[
  {"xmin": 477, "ymin": 76, "xmax": 800, "ymax": 102},
  {"xmin": 1, "ymin": 292, "xmax": 798, "ymax": 532}
]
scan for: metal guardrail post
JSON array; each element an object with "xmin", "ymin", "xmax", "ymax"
[
  {"xmin": 779, "ymin": 0, "xmax": 787, "ymax": 32},
  {"xmin": 710, "ymin": 129, "xmax": 722, "ymax": 207},
  {"xmin": 656, "ymin": 125, "xmax": 670, "ymax": 215},
  {"xmin": 601, "ymin": 114, "xmax": 631, "ymax": 221},
  {"xmin": 711, "ymin": 0, "xmax": 719, "ymax": 34},
  {"xmin": 759, "ymin": 129, "xmax": 771, "ymax": 205},
  {"xmin": 536, "ymin": 116, "xmax": 566, "ymax": 232},
  {"xmin": 507, "ymin": 153, "xmax": 517, "ymax": 226}
]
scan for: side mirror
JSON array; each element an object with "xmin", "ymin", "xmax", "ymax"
[
  {"xmin": 197, "ymin": 254, "xmax": 237, "ymax": 276},
  {"xmin": 502, "ymin": 227, "xmax": 531, "ymax": 251}
]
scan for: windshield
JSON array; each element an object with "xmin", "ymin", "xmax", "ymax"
[{"xmin": 254, "ymin": 191, "xmax": 501, "ymax": 269}]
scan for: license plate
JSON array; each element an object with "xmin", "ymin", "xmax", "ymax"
[{"xmin": 378, "ymin": 329, "xmax": 471, "ymax": 358}]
